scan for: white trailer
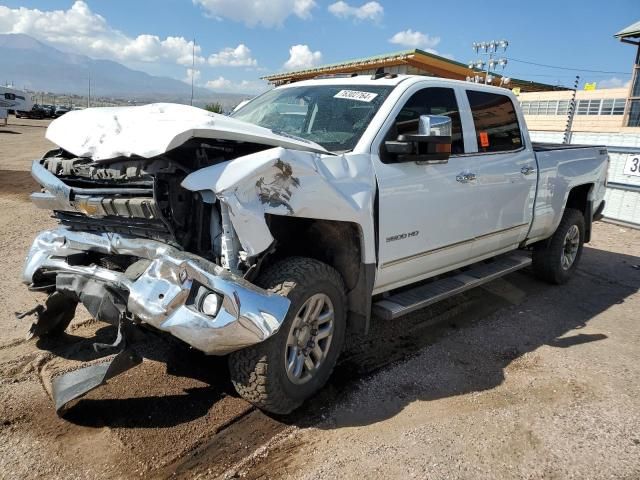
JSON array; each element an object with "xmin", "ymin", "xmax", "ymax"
[{"xmin": 0, "ymin": 86, "xmax": 33, "ymax": 124}]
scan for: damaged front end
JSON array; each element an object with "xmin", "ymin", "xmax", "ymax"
[
  {"xmin": 20, "ymin": 102, "xmax": 376, "ymax": 413},
  {"xmin": 21, "ymin": 227, "xmax": 289, "ymax": 411}
]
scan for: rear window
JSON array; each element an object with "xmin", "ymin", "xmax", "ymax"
[{"xmin": 466, "ymin": 90, "xmax": 523, "ymax": 153}]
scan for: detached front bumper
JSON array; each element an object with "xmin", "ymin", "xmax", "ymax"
[{"xmin": 23, "ymin": 228, "xmax": 290, "ymax": 355}]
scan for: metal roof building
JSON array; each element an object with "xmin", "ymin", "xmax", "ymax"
[{"xmin": 262, "ymin": 48, "xmax": 566, "ymax": 92}]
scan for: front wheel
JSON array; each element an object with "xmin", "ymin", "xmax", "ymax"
[
  {"xmin": 229, "ymin": 257, "xmax": 346, "ymax": 415},
  {"xmin": 532, "ymin": 208, "xmax": 585, "ymax": 284}
]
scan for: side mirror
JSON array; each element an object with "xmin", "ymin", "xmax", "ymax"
[{"xmin": 384, "ymin": 115, "xmax": 453, "ymax": 164}]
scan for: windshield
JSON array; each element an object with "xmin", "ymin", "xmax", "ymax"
[{"xmin": 231, "ymin": 84, "xmax": 394, "ymax": 152}]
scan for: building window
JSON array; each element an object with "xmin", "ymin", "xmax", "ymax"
[
  {"xmin": 588, "ymin": 99, "xmax": 601, "ymax": 115},
  {"xmin": 557, "ymin": 100, "xmax": 569, "ymax": 115},
  {"xmin": 576, "ymin": 100, "xmax": 589, "ymax": 115},
  {"xmin": 600, "ymin": 99, "xmax": 614, "ymax": 115},
  {"xmin": 629, "ymin": 100, "xmax": 640, "ymax": 127},
  {"xmin": 613, "ymin": 99, "xmax": 626, "ymax": 116},
  {"xmin": 521, "ymin": 98, "xmax": 625, "ymax": 117}
]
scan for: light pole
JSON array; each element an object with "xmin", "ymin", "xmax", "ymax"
[
  {"xmin": 467, "ymin": 40, "xmax": 509, "ymax": 85},
  {"xmin": 190, "ymin": 38, "xmax": 196, "ymax": 106},
  {"xmin": 563, "ymin": 75, "xmax": 580, "ymax": 144}
]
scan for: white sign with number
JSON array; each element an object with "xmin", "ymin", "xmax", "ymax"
[{"xmin": 623, "ymin": 154, "xmax": 640, "ymax": 177}]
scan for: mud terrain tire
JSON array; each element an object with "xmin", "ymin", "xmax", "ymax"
[
  {"xmin": 228, "ymin": 257, "xmax": 346, "ymax": 415},
  {"xmin": 533, "ymin": 208, "xmax": 585, "ymax": 285}
]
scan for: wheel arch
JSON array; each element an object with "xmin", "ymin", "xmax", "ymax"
[
  {"xmin": 564, "ymin": 183, "xmax": 595, "ymax": 243},
  {"xmin": 265, "ymin": 215, "xmax": 375, "ymax": 335}
]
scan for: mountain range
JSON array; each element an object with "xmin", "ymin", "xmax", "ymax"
[{"xmin": 0, "ymin": 33, "xmax": 247, "ymax": 105}]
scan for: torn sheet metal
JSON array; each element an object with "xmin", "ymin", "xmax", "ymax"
[
  {"xmin": 181, "ymin": 147, "xmax": 377, "ymax": 264},
  {"xmin": 15, "ymin": 292, "xmax": 77, "ymax": 340},
  {"xmin": 23, "ymin": 228, "xmax": 290, "ymax": 355},
  {"xmin": 52, "ymin": 348, "xmax": 142, "ymax": 413},
  {"xmin": 46, "ymin": 103, "xmax": 329, "ymax": 161}
]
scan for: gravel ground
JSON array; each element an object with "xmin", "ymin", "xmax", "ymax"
[
  {"xmin": 1, "ymin": 118, "xmax": 639, "ymax": 480},
  {"xmin": 233, "ymin": 219, "xmax": 640, "ymax": 480}
]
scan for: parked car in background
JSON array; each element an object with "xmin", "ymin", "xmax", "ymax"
[
  {"xmin": 54, "ymin": 106, "xmax": 70, "ymax": 117},
  {"xmin": 41, "ymin": 104, "xmax": 56, "ymax": 118},
  {"xmin": 16, "ymin": 104, "xmax": 47, "ymax": 119}
]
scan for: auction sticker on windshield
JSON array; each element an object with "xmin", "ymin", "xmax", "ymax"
[{"xmin": 334, "ymin": 90, "xmax": 379, "ymax": 102}]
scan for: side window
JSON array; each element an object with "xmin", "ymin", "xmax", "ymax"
[
  {"xmin": 383, "ymin": 87, "xmax": 464, "ymax": 160},
  {"xmin": 466, "ymin": 90, "xmax": 523, "ymax": 153},
  {"xmin": 4, "ymin": 93, "xmax": 16, "ymax": 100}
]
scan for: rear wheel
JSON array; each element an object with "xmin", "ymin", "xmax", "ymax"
[
  {"xmin": 228, "ymin": 257, "xmax": 346, "ymax": 415},
  {"xmin": 532, "ymin": 208, "xmax": 585, "ymax": 284}
]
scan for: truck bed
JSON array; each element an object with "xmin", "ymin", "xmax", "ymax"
[{"xmin": 532, "ymin": 142, "xmax": 605, "ymax": 152}]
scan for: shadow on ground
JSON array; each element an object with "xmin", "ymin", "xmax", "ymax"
[{"xmin": 28, "ymin": 245, "xmax": 640, "ymax": 464}]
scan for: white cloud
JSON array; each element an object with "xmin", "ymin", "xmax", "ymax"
[
  {"xmin": 328, "ymin": 1, "xmax": 383, "ymax": 22},
  {"xmin": 184, "ymin": 68, "xmax": 201, "ymax": 84},
  {"xmin": 283, "ymin": 44, "xmax": 322, "ymax": 70},
  {"xmin": 237, "ymin": 79, "xmax": 270, "ymax": 93},
  {"xmin": 208, "ymin": 44, "xmax": 257, "ymax": 67},
  {"xmin": 205, "ymin": 76, "xmax": 269, "ymax": 93},
  {"xmin": 0, "ymin": 1, "xmax": 204, "ymax": 65},
  {"xmin": 206, "ymin": 76, "xmax": 233, "ymax": 89},
  {"xmin": 193, "ymin": 0, "xmax": 316, "ymax": 27},
  {"xmin": 389, "ymin": 29, "xmax": 441, "ymax": 51},
  {"xmin": 598, "ymin": 77, "xmax": 631, "ymax": 89}
]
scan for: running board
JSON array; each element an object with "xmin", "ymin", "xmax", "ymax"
[{"xmin": 372, "ymin": 251, "xmax": 532, "ymax": 320}]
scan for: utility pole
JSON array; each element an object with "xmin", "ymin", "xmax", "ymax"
[
  {"xmin": 190, "ymin": 38, "xmax": 196, "ymax": 106},
  {"xmin": 563, "ymin": 75, "xmax": 580, "ymax": 145},
  {"xmin": 468, "ymin": 40, "xmax": 509, "ymax": 85}
]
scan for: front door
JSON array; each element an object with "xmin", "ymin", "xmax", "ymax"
[{"xmin": 372, "ymin": 85, "xmax": 479, "ymax": 293}]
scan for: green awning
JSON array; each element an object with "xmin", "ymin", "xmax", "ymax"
[{"xmin": 615, "ymin": 20, "xmax": 640, "ymax": 39}]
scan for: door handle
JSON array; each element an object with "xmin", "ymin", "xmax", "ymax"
[
  {"xmin": 456, "ymin": 172, "xmax": 477, "ymax": 183},
  {"xmin": 521, "ymin": 166, "xmax": 535, "ymax": 175}
]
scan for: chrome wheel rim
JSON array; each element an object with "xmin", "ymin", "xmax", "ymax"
[
  {"xmin": 285, "ymin": 293, "xmax": 334, "ymax": 385},
  {"xmin": 561, "ymin": 224, "xmax": 580, "ymax": 270}
]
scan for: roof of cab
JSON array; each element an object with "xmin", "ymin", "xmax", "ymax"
[{"xmin": 275, "ymin": 74, "xmax": 520, "ymax": 96}]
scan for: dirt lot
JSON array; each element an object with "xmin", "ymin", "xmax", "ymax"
[{"xmin": 1, "ymin": 118, "xmax": 639, "ymax": 479}]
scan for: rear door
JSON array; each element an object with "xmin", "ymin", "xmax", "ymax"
[{"xmin": 462, "ymin": 89, "xmax": 537, "ymax": 259}]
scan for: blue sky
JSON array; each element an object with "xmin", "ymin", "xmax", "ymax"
[{"xmin": 0, "ymin": 0, "xmax": 637, "ymax": 93}]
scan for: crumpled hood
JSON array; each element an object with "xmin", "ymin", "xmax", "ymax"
[{"xmin": 45, "ymin": 102, "xmax": 329, "ymax": 161}]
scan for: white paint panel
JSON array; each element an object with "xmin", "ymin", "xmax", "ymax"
[
  {"xmin": 530, "ymin": 130, "xmax": 640, "ymax": 226},
  {"xmin": 604, "ymin": 188, "xmax": 640, "ymax": 226},
  {"xmin": 46, "ymin": 103, "xmax": 329, "ymax": 161}
]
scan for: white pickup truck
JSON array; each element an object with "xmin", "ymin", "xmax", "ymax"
[{"xmin": 21, "ymin": 74, "xmax": 608, "ymax": 414}]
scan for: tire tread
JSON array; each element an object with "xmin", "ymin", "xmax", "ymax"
[
  {"xmin": 532, "ymin": 208, "xmax": 585, "ymax": 284},
  {"xmin": 229, "ymin": 257, "xmax": 345, "ymax": 414}
]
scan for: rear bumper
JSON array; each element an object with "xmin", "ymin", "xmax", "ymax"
[{"xmin": 23, "ymin": 228, "xmax": 290, "ymax": 355}]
